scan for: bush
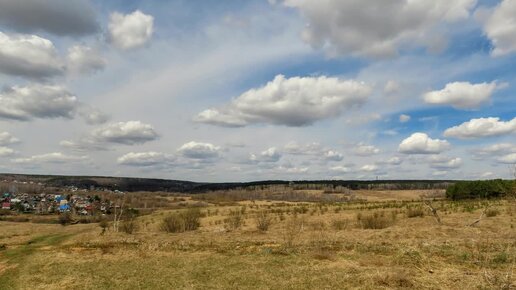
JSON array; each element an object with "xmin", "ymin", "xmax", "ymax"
[
  {"xmin": 331, "ymin": 219, "xmax": 349, "ymax": 230},
  {"xmin": 58, "ymin": 212, "xmax": 73, "ymax": 226},
  {"xmin": 446, "ymin": 179, "xmax": 514, "ymax": 200},
  {"xmin": 161, "ymin": 208, "xmax": 201, "ymax": 233},
  {"xmin": 255, "ymin": 211, "xmax": 272, "ymax": 232},
  {"xmin": 99, "ymin": 219, "xmax": 109, "ymax": 235},
  {"xmin": 120, "ymin": 220, "xmax": 138, "ymax": 234},
  {"xmin": 485, "ymin": 208, "xmax": 500, "ymax": 217},
  {"xmin": 356, "ymin": 211, "xmax": 394, "ymax": 229},
  {"xmin": 406, "ymin": 207, "xmax": 424, "ymax": 218},
  {"xmin": 225, "ymin": 209, "xmax": 244, "ymax": 231}
]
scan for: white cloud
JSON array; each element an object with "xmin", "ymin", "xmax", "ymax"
[
  {"xmin": 428, "ymin": 155, "xmax": 463, "ymax": 169},
  {"xmin": 354, "ymin": 143, "xmax": 380, "ymax": 156},
  {"xmin": 0, "ymin": 132, "xmax": 19, "ymax": 146},
  {"xmin": 0, "ymin": 31, "xmax": 63, "ymax": 78},
  {"xmin": 481, "ymin": 0, "xmax": 516, "ymax": 56},
  {"xmin": 323, "ymin": 150, "xmax": 343, "ymax": 161},
  {"xmin": 260, "ymin": 147, "xmax": 282, "ymax": 162},
  {"xmin": 0, "ymin": 147, "xmax": 15, "ymax": 157},
  {"xmin": 177, "ymin": 141, "xmax": 221, "ymax": 159},
  {"xmin": 13, "ymin": 152, "xmax": 88, "ymax": 164},
  {"xmin": 360, "ymin": 164, "xmax": 378, "ymax": 172},
  {"xmin": 444, "ymin": 117, "xmax": 516, "ymax": 139},
  {"xmin": 330, "ymin": 165, "xmax": 351, "ymax": 173},
  {"xmin": 497, "ymin": 153, "xmax": 516, "ymax": 164},
  {"xmin": 0, "ymin": 84, "xmax": 78, "ymax": 121},
  {"xmin": 109, "ymin": 10, "xmax": 154, "ymax": 50},
  {"xmin": 66, "ymin": 45, "xmax": 106, "ymax": 75},
  {"xmin": 398, "ymin": 132, "xmax": 450, "ymax": 154},
  {"xmin": 399, "ymin": 114, "xmax": 411, "ymax": 123},
  {"xmin": 195, "ymin": 74, "xmax": 372, "ymax": 127},
  {"xmin": 92, "ymin": 121, "xmax": 159, "ymax": 145},
  {"xmin": 117, "ymin": 152, "xmax": 175, "ymax": 167},
  {"xmin": 423, "ymin": 81, "xmax": 500, "ymax": 109},
  {"xmin": 284, "ymin": 0, "xmax": 476, "ymax": 58}
]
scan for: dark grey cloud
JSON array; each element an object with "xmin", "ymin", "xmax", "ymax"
[{"xmin": 0, "ymin": 0, "xmax": 99, "ymax": 36}]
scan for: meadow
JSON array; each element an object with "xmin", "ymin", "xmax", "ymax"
[{"xmin": 1, "ymin": 189, "xmax": 515, "ymax": 289}]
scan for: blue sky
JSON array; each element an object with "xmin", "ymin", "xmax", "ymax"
[{"xmin": 0, "ymin": 0, "xmax": 514, "ymax": 181}]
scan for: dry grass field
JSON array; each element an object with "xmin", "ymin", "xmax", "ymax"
[{"xmin": 1, "ymin": 190, "xmax": 515, "ymax": 289}]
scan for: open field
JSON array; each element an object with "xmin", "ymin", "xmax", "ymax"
[{"xmin": 1, "ymin": 190, "xmax": 515, "ymax": 289}]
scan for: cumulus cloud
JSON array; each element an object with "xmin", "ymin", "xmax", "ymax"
[
  {"xmin": 92, "ymin": 121, "xmax": 159, "ymax": 145},
  {"xmin": 0, "ymin": 84, "xmax": 78, "ymax": 121},
  {"xmin": 284, "ymin": 0, "xmax": 476, "ymax": 58},
  {"xmin": 399, "ymin": 114, "xmax": 411, "ymax": 123},
  {"xmin": 0, "ymin": 147, "xmax": 15, "ymax": 157},
  {"xmin": 117, "ymin": 152, "xmax": 175, "ymax": 167},
  {"xmin": 398, "ymin": 132, "xmax": 450, "ymax": 154},
  {"xmin": 66, "ymin": 45, "xmax": 106, "ymax": 75},
  {"xmin": 423, "ymin": 81, "xmax": 500, "ymax": 109},
  {"xmin": 0, "ymin": 0, "xmax": 98, "ymax": 36},
  {"xmin": 177, "ymin": 141, "xmax": 221, "ymax": 159},
  {"xmin": 323, "ymin": 150, "xmax": 343, "ymax": 161},
  {"xmin": 428, "ymin": 155, "xmax": 463, "ymax": 169},
  {"xmin": 481, "ymin": 0, "xmax": 516, "ymax": 56},
  {"xmin": 354, "ymin": 143, "xmax": 380, "ymax": 156},
  {"xmin": 259, "ymin": 147, "xmax": 282, "ymax": 162},
  {"xmin": 13, "ymin": 152, "xmax": 88, "ymax": 164},
  {"xmin": 497, "ymin": 153, "xmax": 516, "ymax": 164},
  {"xmin": 195, "ymin": 74, "xmax": 372, "ymax": 127},
  {"xmin": 0, "ymin": 132, "xmax": 19, "ymax": 146},
  {"xmin": 0, "ymin": 32, "xmax": 63, "ymax": 78},
  {"xmin": 109, "ymin": 10, "xmax": 154, "ymax": 50},
  {"xmin": 444, "ymin": 117, "xmax": 516, "ymax": 139}
]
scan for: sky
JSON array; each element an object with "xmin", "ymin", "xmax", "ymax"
[{"xmin": 0, "ymin": 0, "xmax": 515, "ymax": 182}]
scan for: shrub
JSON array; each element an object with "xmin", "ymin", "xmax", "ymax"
[
  {"xmin": 331, "ymin": 219, "xmax": 349, "ymax": 230},
  {"xmin": 255, "ymin": 211, "xmax": 272, "ymax": 232},
  {"xmin": 406, "ymin": 207, "xmax": 424, "ymax": 218},
  {"xmin": 225, "ymin": 209, "xmax": 244, "ymax": 231},
  {"xmin": 356, "ymin": 211, "xmax": 394, "ymax": 229},
  {"xmin": 120, "ymin": 220, "xmax": 138, "ymax": 234},
  {"xmin": 58, "ymin": 212, "xmax": 72, "ymax": 226},
  {"xmin": 282, "ymin": 216, "xmax": 304, "ymax": 249},
  {"xmin": 161, "ymin": 208, "xmax": 201, "ymax": 233},
  {"xmin": 485, "ymin": 208, "xmax": 500, "ymax": 217},
  {"xmin": 182, "ymin": 208, "xmax": 201, "ymax": 231},
  {"xmin": 99, "ymin": 219, "xmax": 109, "ymax": 235}
]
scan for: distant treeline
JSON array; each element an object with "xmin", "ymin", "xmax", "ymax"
[
  {"xmin": 1, "ymin": 173, "xmax": 456, "ymax": 193},
  {"xmin": 446, "ymin": 179, "xmax": 515, "ymax": 200}
]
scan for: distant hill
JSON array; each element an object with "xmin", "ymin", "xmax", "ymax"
[{"xmin": 0, "ymin": 173, "xmax": 458, "ymax": 193}]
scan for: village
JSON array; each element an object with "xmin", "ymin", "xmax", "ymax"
[{"xmin": 0, "ymin": 180, "xmax": 123, "ymax": 216}]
